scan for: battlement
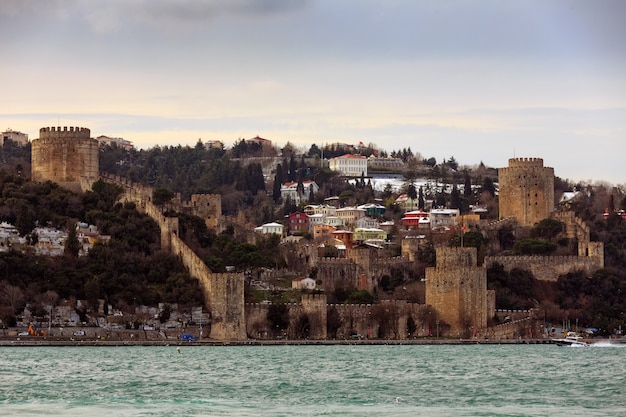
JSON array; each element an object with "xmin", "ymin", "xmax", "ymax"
[
  {"xmin": 485, "ymin": 254, "xmax": 603, "ymax": 282},
  {"xmin": 39, "ymin": 126, "xmax": 91, "ymax": 139},
  {"xmin": 319, "ymin": 257, "xmax": 355, "ymax": 264},
  {"xmin": 507, "ymin": 157, "xmax": 546, "ymax": 168},
  {"xmin": 435, "ymin": 247, "xmax": 477, "ymax": 268}
]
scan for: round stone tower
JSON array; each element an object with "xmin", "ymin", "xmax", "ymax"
[
  {"xmin": 31, "ymin": 126, "xmax": 99, "ymax": 193},
  {"xmin": 498, "ymin": 157, "xmax": 554, "ymax": 227}
]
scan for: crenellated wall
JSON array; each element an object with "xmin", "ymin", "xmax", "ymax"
[
  {"xmin": 484, "ymin": 254, "xmax": 603, "ymax": 281},
  {"xmin": 32, "ymin": 126, "xmax": 99, "ymax": 193},
  {"xmin": 245, "ymin": 299, "xmax": 432, "ymax": 340},
  {"xmin": 101, "ymin": 173, "xmax": 246, "ymax": 340}
]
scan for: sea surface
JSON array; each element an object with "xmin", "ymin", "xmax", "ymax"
[{"xmin": 1, "ymin": 343, "xmax": 624, "ymax": 416}]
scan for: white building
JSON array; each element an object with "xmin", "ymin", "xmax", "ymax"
[
  {"xmin": 254, "ymin": 222, "xmax": 284, "ymax": 236},
  {"xmin": 291, "ymin": 277, "xmax": 317, "ymax": 290},
  {"xmin": 96, "ymin": 135, "xmax": 133, "ymax": 148},
  {"xmin": 323, "ymin": 216, "xmax": 344, "ymax": 228},
  {"xmin": 355, "ymin": 216, "xmax": 379, "ymax": 229},
  {"xmin": 328, "ymin": 154, "xmax": 368, "ymax": 177},
  {"xmin": 280, "ymin": 181, "xmax": 319, "ymax": 204},
  {"xmin": 307, "ymin": 213, "xmax": 324, "ymax": 233},
  {"xmin": 429, "ymin": 208, "xmax": 459, "ymax": 230}
]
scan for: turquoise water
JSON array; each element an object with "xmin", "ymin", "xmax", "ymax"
[{"xmin": 1, "ymin": 343, "xmax": 624, "ymax": 416}]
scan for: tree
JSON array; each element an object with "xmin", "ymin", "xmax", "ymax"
[
  {"xmin": 64, "ymin": 222, "xmax": 81, "ymax": 257},
  {"xmin": 152, "ymin": 187, "xmax": 175, "ymax": 206},
  {"xmin": 267, "ymin": 304, "xmax": 290, "ymax": 335},
  {"xmin": 531, "ymin": 219, "xmax": 564, "ymax": 240}
]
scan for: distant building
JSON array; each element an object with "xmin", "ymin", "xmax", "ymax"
[
  {"xmin": 2, "ymin": 129, "xmax": 28, "ymax": 146},
  {"xmin": 401, "ymin": 210, "xmax": 429, "ymax": 230},
  {"xmin": 353, "ymin": 227, "xmax": 387, "ymax": 242},
  {"xmin": 355, "ymin": 216, "xmax": 379, "ymax": 229},
  {"xmin": 281, "ymin": 181, "xmax": 319, "ymax": 204},
  {"xmin": 335, "ymin": 206, "xmax": 366, "ymax": 227},
  {"xmin": 0, "ymin": 222, "xmax": 25, "ymax": 252},
  {"xmin": 288, "ymin": 212, "xmax": 309, "ymax": 235},
  {"xmin": 430, "ymin": 208, "xmax": 460, "ymax": 230},
  {"xmin": 96, "ymin": 135, "xmax": 134, "ymax": 149},
  {"xmin": 292, "ymin": 277, "xmax": 317, "ymax": 290},
  {"xmin": 328, "ymin": 154, "xmax": 368, "ymax": 177},
  {"xmin": 358, "ymin": 203, "xmax": 386, "ymax": 218},
  {"xmin": 254, "ymin": 222, "xmax": 284, "ymax": 236},
  {"xmin": 332, "ymin": 230, "xmax": 354, "ymax": 250},
  {"xmin": 246, "ymin": 135, "xmax": 272, "ymax": 147},
  {"xmin": 204, "ymin": 140, "xmax": 224, "ymax": 150},
  {"xmin": 395, "ymin": 193, "xmax": 420, "ymax": 212},
  {"xmin": 367, "ymin": 155, "xmax": 404, "ymax": 170}
]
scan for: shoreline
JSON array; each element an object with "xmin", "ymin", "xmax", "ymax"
[{"xmin": 0, "ymin": 337, "xmax": 587, "ymax": 347}]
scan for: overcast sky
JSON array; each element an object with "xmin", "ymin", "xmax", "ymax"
[{"xmin": 2, "ymin": 0, "xmax": 625, "ymax": 184}]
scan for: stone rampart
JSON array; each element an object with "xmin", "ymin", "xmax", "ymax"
[
  {"xmin": 484, "ymin": 255, "xmax": 603, "ymax": 281},
  {"xmin": 101, "ymin": 173, "xmax": 246, "ymax": 340}
]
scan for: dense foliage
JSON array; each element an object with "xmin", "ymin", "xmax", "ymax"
[{"xmin": 0, "ymin": 174, "xmax": 203, "ymax": 326}]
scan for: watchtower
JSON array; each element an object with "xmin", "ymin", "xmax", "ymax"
[
  {"xmin": 425, "ymin": 247, "xmax": 488, "ymax": 336},
  {"xmin": 31, "ymin": 127, "xmax": 99, "ymax": 193},
  {"xmin": 498, "ymin": 158, "xmax": 554, "ymax": 227}
]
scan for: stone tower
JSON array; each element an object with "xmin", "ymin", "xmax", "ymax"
[
  {"xmin": 498, "ymin": 157, "xmax": 554, "ymax": 227},
  {"xmin": 31, "ymin": 126, "xmax": 99, "ymax": 193},
  {"xmin": 425, "ymin": 247, "xmax": 488, "ymax": 336}
]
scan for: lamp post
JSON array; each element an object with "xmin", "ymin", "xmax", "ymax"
[{"xmin": 436, "ymin": 319, "xmax": 440, "ymax": 339}]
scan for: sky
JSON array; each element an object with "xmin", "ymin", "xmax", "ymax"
[{"xmin": 1, "ymin": 0, "xmax": 625, "ymax": 185}]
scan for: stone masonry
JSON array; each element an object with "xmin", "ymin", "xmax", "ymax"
[
  {"xmin": 31, "ymin": 127, "xmax": 99, "ymax": 193},
  {"xmin": 498, "ymin": 158, "xmax": 554, "ymax": 227}
]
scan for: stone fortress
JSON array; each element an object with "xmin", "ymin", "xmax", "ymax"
[
  {"xmin": 27, "ymin": 128, "xmax": 605, "ymax": 340},
  {"xmin": 31, "ymin": 127, "xmax": 99, "ymax": 193}
]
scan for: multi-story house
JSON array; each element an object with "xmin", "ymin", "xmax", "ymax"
[
  {"xmin": 335, "ymin": 206, "xmax": 366, "ymax": 227},
  {"xmin": 281, "ymin": 181, "xmax": 319, "ymax": 204},
  {"xmin": 355, "ymin": 216, "xmax": 379, "ymax": 229},
  {"xmin": 254, "ymin": 222, "xmax": 284, "ymax": 236},
  {"xmin": 395, "ymin": 193, "xmax": 420, "ymax": 212},
  {"xmin": 288, "ymin": 212, "xmax": 309, "ymax": 235},
  {"xmin": 401, "ymin": 210, "xmax": 430, "ymax": 230},
  {"xmin": 328, "ymin": 154, "xmax": 368, "ymax": 177},
  {"xmin": 430, "ymin": 208, "xmax": 459, "ymax": 230}
]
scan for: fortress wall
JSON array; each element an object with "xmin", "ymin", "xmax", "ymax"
[
  {"xmin": 170, "ymin": 233, "xmax": 246, "ymax": 340},
  {"xmin": 101, "ymin": 173, "xmax": 246, "ymax": 340},
  {"xmin": 485, "ymin": 255, "xmax": 603, "ymax": 281},
  {"xmin": 316, "ymin": 258, "xmax": 358, "ymax": 292}
]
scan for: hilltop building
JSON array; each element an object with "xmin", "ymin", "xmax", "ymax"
[
  {"xmin": 328, "ymin": 154, "xmax": 368, "ymax": 177},
  {"xmin": 2, "ymin": 129, "xmax": 29, "ymax": 146}
]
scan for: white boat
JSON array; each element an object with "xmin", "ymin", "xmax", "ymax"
[{"xmin": 552, "ymin": 333, "xmax": 590, "ymax": 347}]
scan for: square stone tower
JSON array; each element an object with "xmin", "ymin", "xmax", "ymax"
[{"xmin": 425, "ymin": 247, "xmax": 488, "ymax": 336}]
